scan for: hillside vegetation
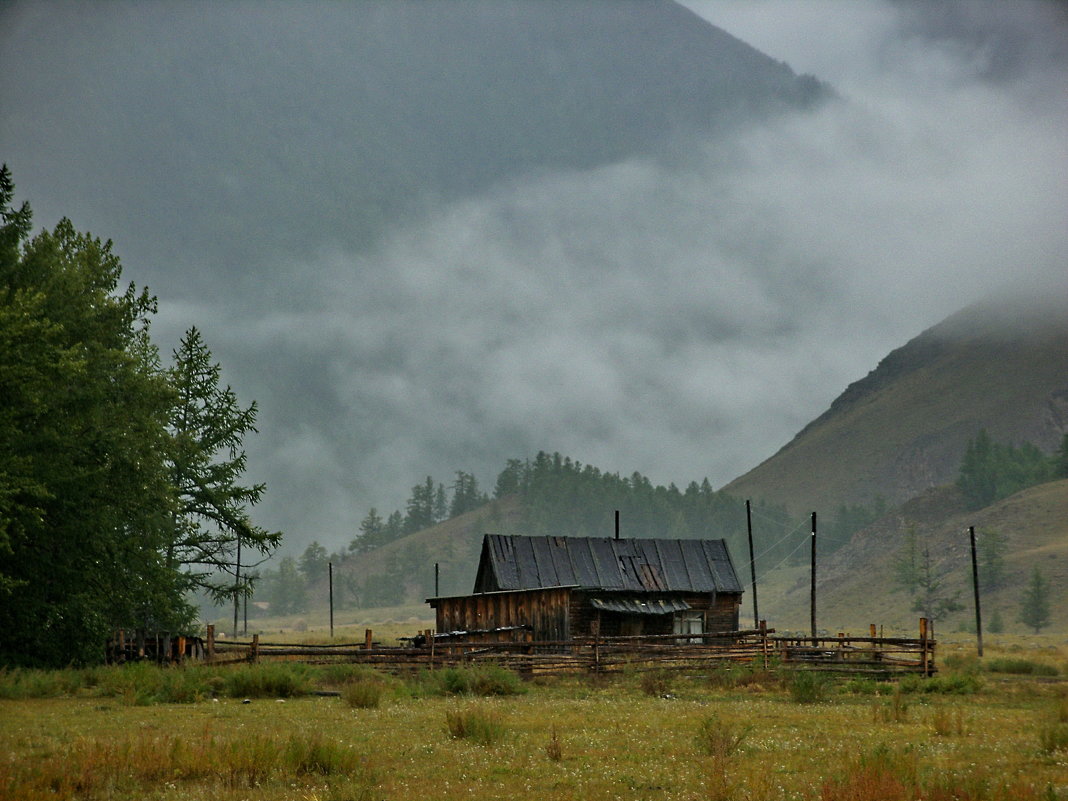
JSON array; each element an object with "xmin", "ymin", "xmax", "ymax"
[{"xmin": 757, "ymin": 479, "xmax": 1068, "ymax": 635}]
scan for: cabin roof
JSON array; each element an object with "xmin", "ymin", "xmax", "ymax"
[{"xmin": 474, "ymin": 534, "xmax": 743, "ymax": 594}]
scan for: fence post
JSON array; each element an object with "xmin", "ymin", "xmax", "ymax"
[
  {"xmin": 759, "ymin": 619, "xmax": 768, "ymax": 670},
  {"xmin": 919, "ymin": 618, "xmax": 929, "ymax": 676},
  {"xmin": 364, "ymin": 628, "xmax": 373, "ymax": 651},
  {"xmin": 206, "ymin": 624, "xmax": 215, "ymax": 661},
  {"xmin": 250, "ymin": 633, "xmax": 260, "ymax": 664},
  {"xmin": 591, "ymin": 618, "xmax": 601, "ymax": 673},
  {"xmin": 428, "ymin": 629, "xmax": 435, "ymax": 669}
]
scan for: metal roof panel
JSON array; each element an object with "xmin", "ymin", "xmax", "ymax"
[{"xmin": 478, "ymin": 534, "xmax": 742, "ymax": 594}]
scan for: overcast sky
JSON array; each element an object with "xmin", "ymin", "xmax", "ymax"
[{"xmin": 2, "ymin": 1, "xmax": 1065, "ymax": 553}]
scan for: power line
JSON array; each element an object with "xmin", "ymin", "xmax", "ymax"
[
  {"xmin": 751, "ymin": 514, "xmax": 810, "ymax": 563},
  {"xmin": 756, "ymin": 532, "xmax": 811, "ymax": 577}
]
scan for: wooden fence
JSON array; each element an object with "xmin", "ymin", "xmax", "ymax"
[{"xmin": 200, "ymin": 620, "xmax": 936, "ymax": 677}]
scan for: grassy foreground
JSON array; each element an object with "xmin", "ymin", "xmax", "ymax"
[{"xmin": 1, "ymin": 641, "xmax": 1066, "ymax": 800}]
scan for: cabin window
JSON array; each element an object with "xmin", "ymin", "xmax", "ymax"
[{"xmin": 673, "ymin": 611, "xmax": 703, "ymax": 643}]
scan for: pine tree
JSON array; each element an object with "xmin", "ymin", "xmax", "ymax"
[
  {"xmin": 977, "ymin": 528, "xmax": 1008, "ymax": 590},
  {"xmin": 893, "ymin": 524, "xmax": 922, "ymax": 596},
  {"xmin": 433, "ymin": 482, "xmax": 448, "ymax": 523},
  {"xmin": 910, "ymin": 545, "xmax": 963, "ymax": 638},
  {"xmin": 957, "ymin": 429, "xmax": 997, "ymax": 509},
  {"xmin": 404, "ymin": 476, "xmax": 436, "ymax": 533},
  {"xmin": 350, "ymin": 508, "xmax": 384, "ymax": 553},
  {"xmin": 1019, "ymin": 566, "xmax": 1051, "ymax": 634},
  {"xmin": 263, "ymin": 556, "xmax": 306, "ymax": 615},
  {"xmin": 1055, "ymin": 432, "xmax": 1068, "ymax": 479},
  {"xmin": 988, "ymin": 608, "xmax": 1004, "ymax": 634},
  {"xmin": 298, "ymin": 541, "xmax": 328, "ymax": 580}
]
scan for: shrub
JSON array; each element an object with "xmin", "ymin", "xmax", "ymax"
[
  {"xmin": 222, "ymin": 663, "xmax": 311, "ymax": 698},
  {"xmin": 1038, "ymin": 697, "xmax": 1068, "ymax": 754},
  {"xmin": 984, "ymin": 658, "xmax": 1059, "ymax": 676},
  {"xmin": 844, "ymin": 678, "xmax": 882, "ymax": 696},
  {"xmin": 284, "ymin": 732, "xmax": 361, "ymax": 775},
  {"xmin": 898, "ymin": 673, "xmax": 981, "ymax": 695},
  {"xmin": 941, "ymin": 653, "xmax": 980, "ymax": 674},
  {"xmin": 545, "ymin": 726, "xmax": 563, "ymax": 762},
  {"xmin": 92, "ymin": 663, "xmax": 209, "ymax": 705},
  {"xmin": 419, "ymin": 665, "xmax": 525, "ymax": 697},
  {"xmin": 639, "ymin": 669, "xmax": 673, "ymax": 697},
  {"xmin": 706, "ymin": 661, "xmax": 779, "ymax": 691},
  {"xmin": 1038, "ymin": 721, "xmax": 1068, "ymax": 754},
  {"xmin": 872, "ymin": 689, "xmax": 909, "ymax": 724},
  {"xmin": 319, "ymin": 663, "xmax": 389, "ymax": 686},
  {"xmin": 930, "ymin": 705, "xmax": 964, "ymax": 736},
  {"xmin": 694, "ymin": 714, "xmax": 749, "ymax": 758},
  {"xmin": 470, "ymin": 665, "xmax": 526, "ymax": 696},
  {"xmin": 342, "ymin": 679, "xmax": 385, "ymax": 709},
  {"xmin": 705, "ymin": 662, "xmax": 739, "ymax": 689},
  {"xmin": 822, "ymin": 745, "xmax": 918, "ymax": 801},
  {"xmin": 445, "ymin": 707, "xmax": 506, "ymax": 745},
  {"xmin": 788, "ymin": 670, "xmax": 833, "ymax": 703}
]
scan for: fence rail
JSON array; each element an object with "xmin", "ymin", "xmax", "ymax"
[{"xmin": 190, "ymin": 621, "xmax": 936, "ymax": 677}]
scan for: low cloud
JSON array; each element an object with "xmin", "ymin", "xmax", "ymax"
[
  {"xmin": 197, "ymin": 49, "xmax": 1064, "ymax": 548},
  {"xmin": 6, "ymin": 2, "xmax": 1066, "ymax": 551}
]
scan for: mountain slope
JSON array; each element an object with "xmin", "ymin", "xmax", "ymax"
[
  {"xmin": 0, "ymin": 0, "xmax": 827, "ymax": 300},
  {"xmin": 724, "ymin": 290, "xmax": 1068, "ymax": 515}
]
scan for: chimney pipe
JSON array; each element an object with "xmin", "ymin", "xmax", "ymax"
[{"xmin": 615, "ymin": 510, "xmax": 620, "ymax": 540}]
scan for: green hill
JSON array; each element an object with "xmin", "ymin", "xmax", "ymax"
[{"xmin": 757, "ymin": 479, "xmax": 1068, "ymax": 636}]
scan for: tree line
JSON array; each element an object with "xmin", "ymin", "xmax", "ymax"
[
  {"xmin": 957, "ymin": 428, "xmax": 1067, "ymax": 510},
  {"xmin": 319, "ymin": 450, "xmax": 892, "ymax": 609},
  {"xmin": 0, "ymin": 167, "xmax": 279, "ymax": 666},
  {"xmin": 889, "ymin": 428, "xmax": 1066, "ymax": 636}
]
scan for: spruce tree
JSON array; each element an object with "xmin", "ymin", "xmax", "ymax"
[{"xmin": 1019, "ymin": 566, "xmax": 1051, "ymax": 634}]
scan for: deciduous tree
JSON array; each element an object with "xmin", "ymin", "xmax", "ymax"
[
  {"xmin": 164, "ymin": 327, "xmax": 280, "ymax": 602},
  {"xmin": 0, "ymin": 166, "xmax": 181, "ymax": 665}
]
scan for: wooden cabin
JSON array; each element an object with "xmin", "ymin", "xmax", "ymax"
[{"xmin": 428, "ymin": 534, "xmax": 743, "ymax": 642}]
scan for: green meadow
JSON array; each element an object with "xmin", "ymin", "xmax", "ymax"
[{"xmin": 1, "ymin": 637, "xmax": 1066, "ymax": 801}]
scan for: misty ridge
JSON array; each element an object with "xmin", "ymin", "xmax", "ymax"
[{"xmin": 1, "ymin": 1, "xmax": 1066, "ymax": 554}]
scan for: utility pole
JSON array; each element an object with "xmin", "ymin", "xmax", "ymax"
[
  {"xmin": 329, "ymin": 561, "xmax": 334, "ymax": 639},
  {"xmin": 810, "ymin": 511, "xmax": 817, "ymax": 640},
  {"xmin": 233, "ymin": 536, "xmax": 242, "ymax": 639},
  {"xmin": 969, "ymin": 526, "xmax": 983, "ymax": 657},
  {"xmin": 746, "ymin": 500, "xmax": 758, "ymax": 628}
]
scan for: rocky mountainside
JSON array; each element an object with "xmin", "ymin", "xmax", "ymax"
[{"xmin": 724, "ymin": 288, "xmax": 1068, "ymax": 516}]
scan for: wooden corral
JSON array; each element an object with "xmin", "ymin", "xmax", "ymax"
[
  {"xmin": 107, "ymin": 629, "xmax": 206, "ymax": 664},
  {"xmin": 205, "ymin": 621, "xmax": 938, "ymax": 677}
]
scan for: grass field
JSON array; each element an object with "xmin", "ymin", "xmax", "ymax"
[{"xmin": 2, "ymin": 638, "xmax": 1066, "ymax": 800}]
